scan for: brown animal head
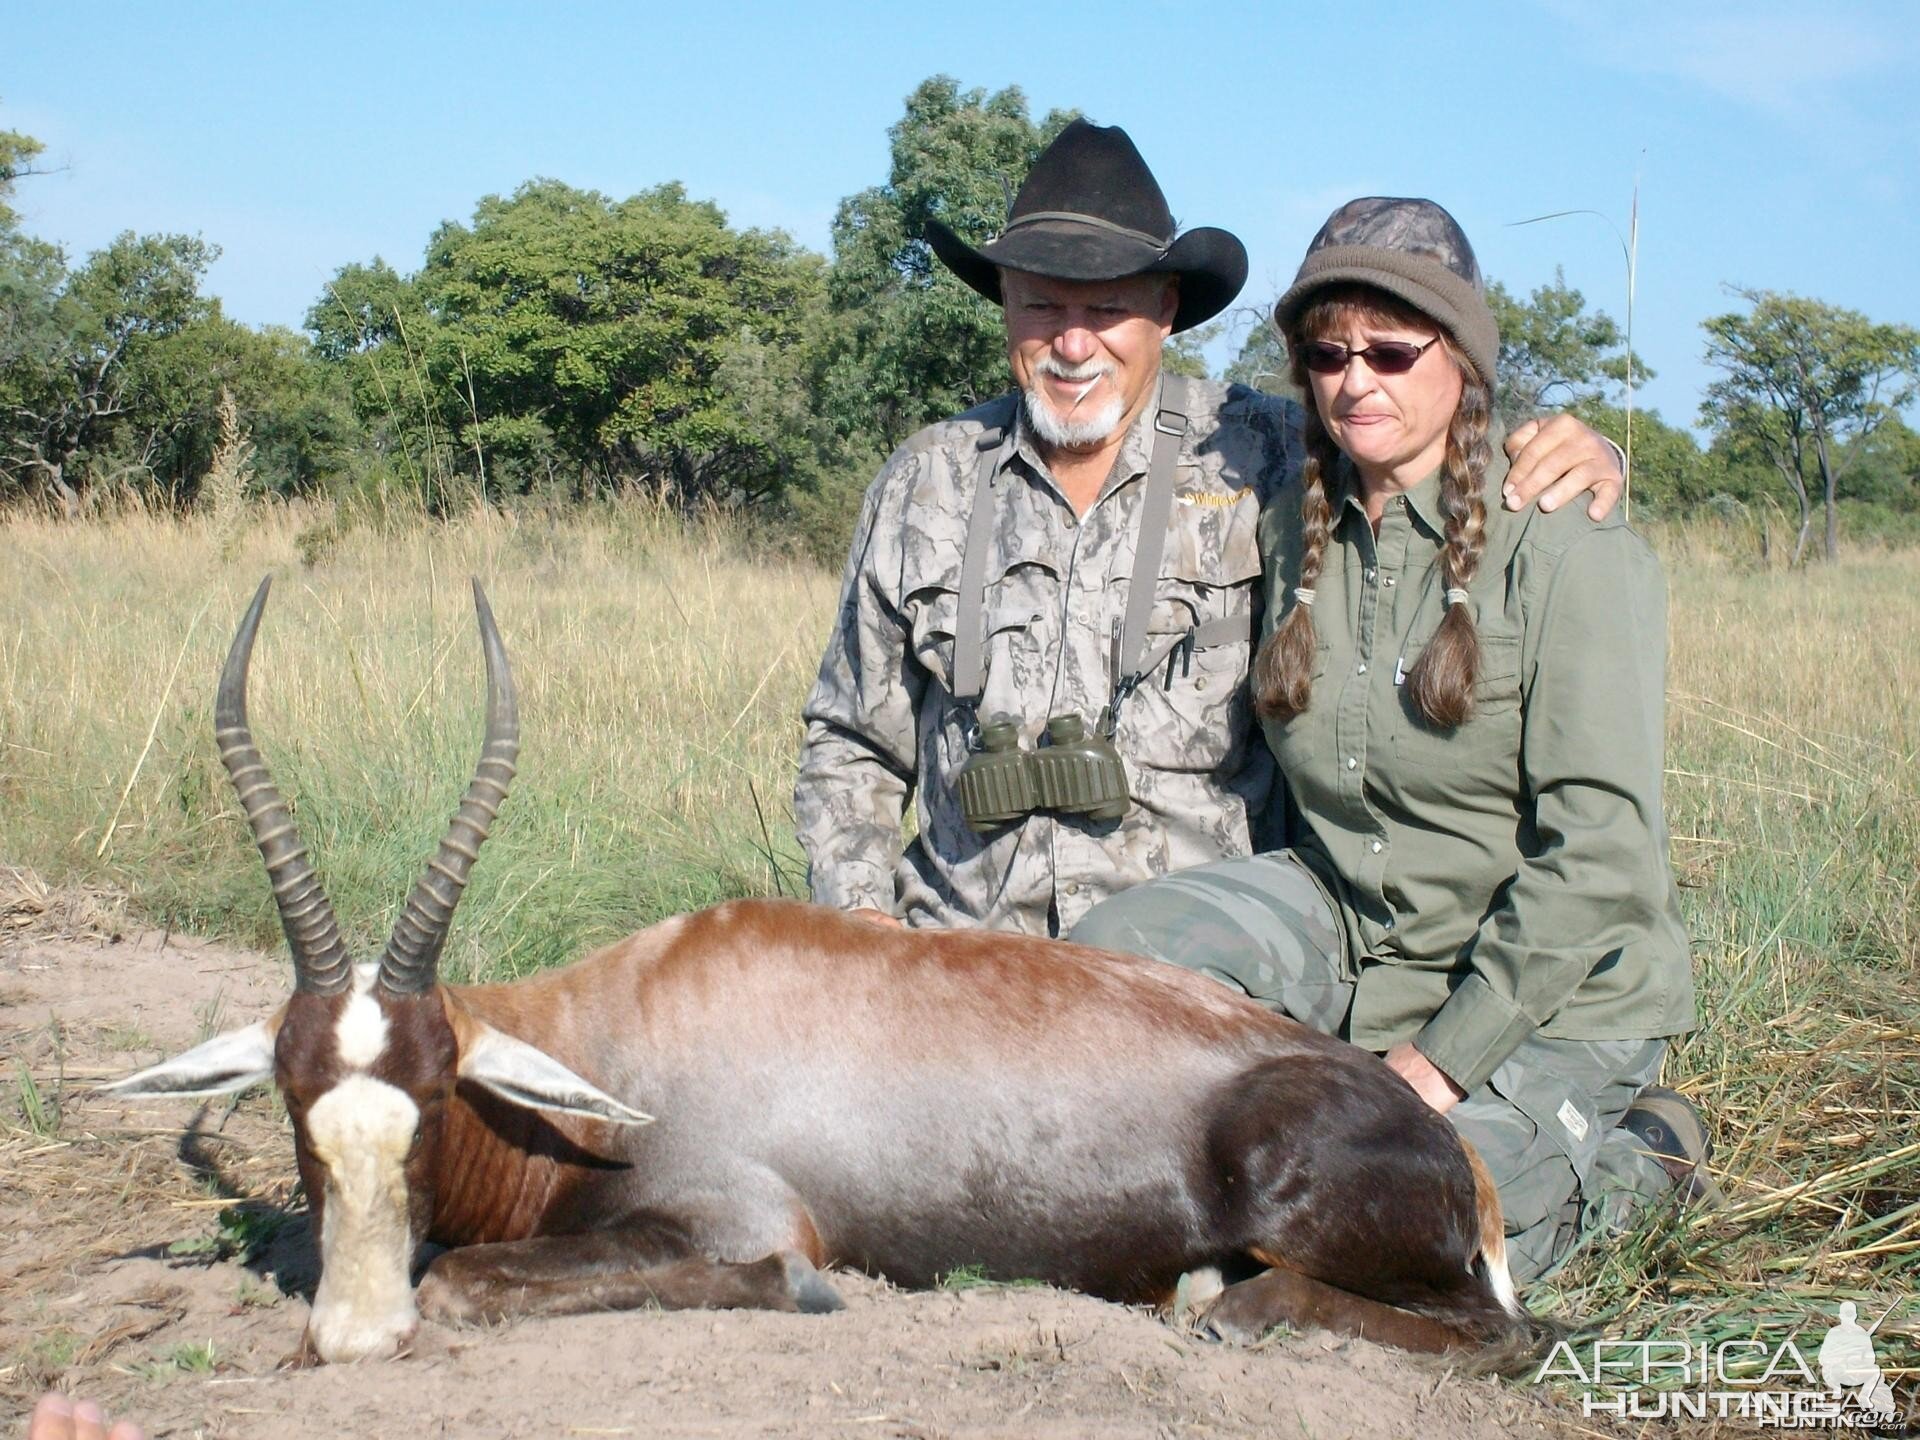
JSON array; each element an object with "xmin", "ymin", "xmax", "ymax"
[{"xmin": 109, "ymin": 579, "xmax": 650, "ymax": 1363}]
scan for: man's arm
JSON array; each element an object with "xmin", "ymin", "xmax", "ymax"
[
  {"xmin": 1501, "ymin": 414, "xmax": 1626, "ymax": 519},
  {"xmin": 793, "ymin": 455, "xmax": 926, "ymax": 917}
]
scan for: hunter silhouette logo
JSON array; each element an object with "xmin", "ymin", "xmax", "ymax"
[
  {"xmin": 1818, "ymin": 1301, "xmax": 1898, "ymax": 1419},
  {"xmin": 1537, "ymin": 1298, "xmax": 1908, "ymax": 1427}
]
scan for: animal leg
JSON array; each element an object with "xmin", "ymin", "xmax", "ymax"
[
  {"xmin": 1202, "ymin": 1266, "xmax": 1471, "ymax": 1354},
  {"xmin": 417, "ymin": 1227, "xmax": 842, "ymax": 1327}
]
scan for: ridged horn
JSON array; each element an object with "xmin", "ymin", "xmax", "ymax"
[
  {"xmin": 217, "ymin": 577, "xmax": 353, "ymax": 997},
  {"xmin": 378, "ymin": 580, "xmax": 518, "ymax": 996}
]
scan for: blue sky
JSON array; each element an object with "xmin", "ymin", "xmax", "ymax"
[{"xmin": 7, "ymin": 1, "xmax": 1917, "ymax": 432}]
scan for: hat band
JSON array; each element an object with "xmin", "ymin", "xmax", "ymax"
[{"xmin": 999, "ymin": 210, "xmax": 1172, "ymax": 253}]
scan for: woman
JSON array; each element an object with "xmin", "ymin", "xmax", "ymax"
[{"xmin": 1070, "ymin": 197, "xmax": 1706, "ymax": 1282}]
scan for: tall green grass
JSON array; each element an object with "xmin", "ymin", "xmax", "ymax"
[
  {"xmin": 0, "ymin": 500, "xmax": 836, "ymax": 980},
  {"xmin": 1540, "ymin": 527, "xmax": 1918, "ymax": 1388},
  {"xmin": 1, "ymin": 503, "xmax": 1914, "ymax": 1388}
]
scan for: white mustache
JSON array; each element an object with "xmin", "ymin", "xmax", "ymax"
[{"xmin": 1034, "ymin": 357, "xmax": 1115, "ymax": 385}]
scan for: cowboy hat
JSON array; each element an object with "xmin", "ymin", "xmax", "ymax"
[{"xmin": 924, "ymin": 120, "xmax": 1247, "ymax": 334}]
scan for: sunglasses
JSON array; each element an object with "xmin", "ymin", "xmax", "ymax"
[{"xmin": 1299, "ymin": 337, "xmax": 1442, "ymax": 376}]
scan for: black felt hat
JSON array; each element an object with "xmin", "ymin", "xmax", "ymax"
[{"xmin": 924, "ymin": 120, "xmax": 1248, "ymax": 334}]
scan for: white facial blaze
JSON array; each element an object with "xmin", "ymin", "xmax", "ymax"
[
  {"xmin": 304, "ymin": 1075, "xmax": 420, "ymax": 1363},
  {"xmin": 334, "ymin": 978, "xmax": 389, "ymax": 1071}
]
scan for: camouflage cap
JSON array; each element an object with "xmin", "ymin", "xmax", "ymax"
[{"xmin": 1272, "ymin": 197, "xmax": 1499, "ymax": 388}]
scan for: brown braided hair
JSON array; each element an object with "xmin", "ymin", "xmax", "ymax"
[{"xmin": 1252, "ymin": 285, "xmax": 1491, "ymax": 728}]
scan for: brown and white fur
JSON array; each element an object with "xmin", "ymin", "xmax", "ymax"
[{"xmin": 112, "ymin": 578, "xmax": 1531, "ymax": 1365}]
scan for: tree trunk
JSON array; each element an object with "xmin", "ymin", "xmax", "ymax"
[
  {"xmin": 1814, "ymin": 430, "xmax": 1840, "ymax": 562},
  {"xmin": 45, "ymin": 462, "xmax": 78, "ymax": 520},
  {"xmin": 1777, "ymin": 460, "xmax": 1813, "ymax": 567}
]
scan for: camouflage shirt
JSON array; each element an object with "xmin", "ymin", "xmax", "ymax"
[{"xmin": 795, "ymin": 377, "xmax": 1304, "ymax": 935}]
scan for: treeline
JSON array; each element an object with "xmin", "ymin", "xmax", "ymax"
[{"xmin": 3, "ymin": 77, "xmax": 1917, "ymax": 562}]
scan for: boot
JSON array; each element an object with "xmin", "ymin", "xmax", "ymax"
[{"xmin": 1619, "ymin": 1085, "xmax": 1727, "ymax": 1210}]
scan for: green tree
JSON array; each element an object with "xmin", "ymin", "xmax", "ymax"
[
  {"xmin": 817, "ymin": 77, "xmax": 1078, "ymax": 454},
  {"xmin": 121, "ymin": 315, "xmax": 361, "ymax": 503},
  {"xmin": 0, "ymin": 124, "xmax": 48, "ymax": 229},
  {"xmin": 1161, "ymin": 321, "xmax": 1221, "ymax": 382},
  {"xmin": 1701, "ymin": 287, "xmax": 1920, "ymax": 563},
  {"xmin": 1572, "ymin": 402, "xmax": 1723, "ymax": 518},
  {"xmin": 1844, "ymin": 414, "xmax": 1920, "ymax": 511},
  {"xmin": 1223, "ymin": 322, "xmax": 1292, "ymax": 396},
  {"xmin": 0, "ymin": 230, "xmax": 216, "ymax": 509},
  {"xmin": 311, "ymin": 180, "xmax": 824, "ymax": 506},
  {"xmin": 305, "ymin": 257, "xmax": 449, "ymax": 505},
  {"xmin": 1487, "ymin": 270, "xmax": 1646, "ymax": 429}
]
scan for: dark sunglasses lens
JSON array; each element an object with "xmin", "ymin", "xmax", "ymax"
[
  {"xmin": 1301, "ymin": 341, "xmax": 1350, "ymax": 374},
  {"xmin": 1365, "ymin": 342, "xmax": 1426, "ymax": 374}
]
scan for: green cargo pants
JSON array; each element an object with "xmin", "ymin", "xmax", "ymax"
[{"xmin": 1068, "ymin": 850, "xmax": 1675, "ymax": 1282}]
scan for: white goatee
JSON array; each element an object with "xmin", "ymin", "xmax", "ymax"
[{"xmin": 1023, "ymin": 358, "xmax": 1125, "ymax": 449}]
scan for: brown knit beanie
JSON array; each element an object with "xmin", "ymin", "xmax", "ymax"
[{"xmin": 1272, "ymin": 197, "xmax": 1499, "ymax": 389}]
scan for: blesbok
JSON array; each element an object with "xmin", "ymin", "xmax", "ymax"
[{"xmin": 112, "ymin": 577, "xmax": 1534, "ymax": 1365}]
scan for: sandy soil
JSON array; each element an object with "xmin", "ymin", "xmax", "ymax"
[{"xmin": 0, "ymin": 896, "xmax": 1588, "ymax": 1440}]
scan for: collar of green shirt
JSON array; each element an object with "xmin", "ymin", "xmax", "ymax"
[{"xmin": 1326, "ymin": 431, "xmax": 1517, "ymax": 560}]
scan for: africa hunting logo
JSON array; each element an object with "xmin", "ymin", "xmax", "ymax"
[{"xmin": 1536, "ymin": 1300, "xmax": 1909, "ymax": 1428}]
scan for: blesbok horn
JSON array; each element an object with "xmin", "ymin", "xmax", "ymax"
[
  {"xmin": 378, "ymin": 580, "xmax": 518, "ymax": 996},
  {"xmin": 217, "ymin": 577, "xmax": 353, "ymax": 997}
]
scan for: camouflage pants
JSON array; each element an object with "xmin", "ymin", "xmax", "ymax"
[{"xmin": 1068, "ymin": 851, "xmax": 1674, "ymax": 1282}]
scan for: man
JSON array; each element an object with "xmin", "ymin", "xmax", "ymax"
[{"xmin": 794, "ymin": 120, "xmax": 1623, "ymax": 937}]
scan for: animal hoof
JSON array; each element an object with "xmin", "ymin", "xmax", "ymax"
[
  {"xmin": 1201, "ymin": 1294, "xmax": 1278, "ymax": 1347},
  {"xmin": 416, "ymin": 1271, "xmax": 478, "ymax": 1327},
  {"xmin": 781, "ymin": 1253, "xmax": 845, "ymax": 1314}
]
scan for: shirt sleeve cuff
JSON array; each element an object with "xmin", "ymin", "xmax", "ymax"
[
  {"xmin": 1412, "ymin": 973, "xmax": 1538, "ymax": 1094},
  {"xmin": 807, "ymin": 861, "xmax": 897, "ymax": 915}
]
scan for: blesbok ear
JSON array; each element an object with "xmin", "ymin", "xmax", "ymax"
[
  {"xmin": 104, "ymin": 1017, "xmax": 281, "ymax": 1100},
  {"xmin": 456, "ymin": 1025, "xmax": 654, "ymax": 1125},
  {"xmin": 444, "ymin": 998, "xmax": 652, "ymax": 1126}
]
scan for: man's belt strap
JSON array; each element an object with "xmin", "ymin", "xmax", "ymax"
[
  {"xmin": 953, "ymin": 422, "xmax": 1016, "ymax": 705},
  {"xmin": 1117, "ymin": 372, "xmax": 1189, "ymax": 690}
]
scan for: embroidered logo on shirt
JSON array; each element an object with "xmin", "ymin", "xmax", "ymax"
[{"xmin": 1176, "ymin": 486, "xmax": 1254, "ymax": 509}]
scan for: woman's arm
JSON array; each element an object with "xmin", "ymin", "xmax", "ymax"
[{"xmin": 1408, "ymin": 524, "xmax": 1676, "ymax": 1098}]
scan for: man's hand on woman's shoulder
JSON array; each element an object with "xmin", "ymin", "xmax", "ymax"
[{"xmin": 1501, "ymin": 415, "xmax": 1626, "ymax": 521}]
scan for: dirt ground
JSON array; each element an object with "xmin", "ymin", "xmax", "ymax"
[{"xmin": 0, "ymin": 891, "xmax": 1591, "ymax": 1440}]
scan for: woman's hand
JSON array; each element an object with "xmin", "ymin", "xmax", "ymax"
[{"xmin": 1384, "ymin": 1042, "xmax": 1467, "ymax": 1115}]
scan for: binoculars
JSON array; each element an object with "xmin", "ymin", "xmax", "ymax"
[{"xmin": 955, "ymin": 714, "xmax": 1130, "ymax": 832}]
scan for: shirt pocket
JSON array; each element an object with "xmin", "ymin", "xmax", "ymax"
[
  {"xmin": 1483, "ymin": 1054, "xmax": 1604, "ymax": 1189},
  {"xmin": 1389, "ymin": 630, "xmax": 1523, "ymax": 802},
  {"xmin": 1115, "ymin": 556, "xmax": 1259, "ymax": 776},
  {"xmin": 1259, "ymin": 641, "xmax": 1332, "ymax": 773},
  {"xmin": 905, "ymin": 565, "xmax": 1048, "ymax": 712}
]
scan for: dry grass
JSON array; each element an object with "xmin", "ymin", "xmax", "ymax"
[
  {"xmin": 0, "ymin": 498, "xmax": 837, "ymax": 978},
  {"xmin": 0, "ymin": 504, "xmax": 1915, "ymax": 1406}
]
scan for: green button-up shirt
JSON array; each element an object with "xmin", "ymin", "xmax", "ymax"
[{"xmin": 1257, "ymin": 449, "xmax": 1696, "ymax": 1093}]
